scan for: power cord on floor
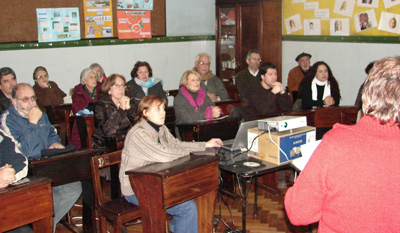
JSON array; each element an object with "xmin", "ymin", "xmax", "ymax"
[{"xmin": 217, "ymin": 173, "xmax": 242, "ymax": 233}]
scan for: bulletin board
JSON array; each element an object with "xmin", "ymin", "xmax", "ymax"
[
  {"xmin": 283, "ymin": 0, "xmax": 400, "ymax": 37},
  {"xmin": 0, "ymin": 0, "xmax": 165, "ymax": 43}
]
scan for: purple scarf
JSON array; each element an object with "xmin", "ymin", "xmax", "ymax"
[{"xmin": 180, "ymin": 86, "xmax": 206, "ymax": 112}]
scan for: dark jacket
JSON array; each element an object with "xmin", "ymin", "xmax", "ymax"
[
  {"xmin": 300, "ymin": 82, "xmax": 340, "ymax": 109},
  {"xmin": 0, "ymin": 90, "xmax": 11, "ymax": 115},
  {"xmin": 127, "ymin": 79, "xmax": 168, "ymax": 106},
  {"xmin": 235, "ymin": 69, "xmax": 261, "ymax": 100},
  {"xmin": 33, "ymin": 81, "xmax": 66, "ymax": 112},
  {"xmin": 242, "ymin": 82, "xmax": 293, "ymax": 121},
  {"xmin": 92, "ymin": 95, "xmax": 136, "ymax": 149},
  {"xmin": 0, "ymin": 129, "xmax": 28, "ymax": 182}
]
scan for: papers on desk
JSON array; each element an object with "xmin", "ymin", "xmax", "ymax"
[
  {"xmin": 197, "ymin": 115, "xmax": 229, "ymax": 122},
  {"xmin": 291, "ymin": 140, "xmax": 321, "ymax": 171}
]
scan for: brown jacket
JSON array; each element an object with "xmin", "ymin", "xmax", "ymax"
[{"xmin": 33, "ymin": 81, "xmax": 66, "ymax": 112}]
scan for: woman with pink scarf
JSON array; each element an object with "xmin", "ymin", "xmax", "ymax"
[{"xmin": 174, "ymin": 70, "xmax": 222, "ymax": 127}]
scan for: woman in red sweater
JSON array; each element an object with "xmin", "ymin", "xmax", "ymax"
[{"xmin": 285, "ymin": 56, "xmax": 400, "ymax": 232}]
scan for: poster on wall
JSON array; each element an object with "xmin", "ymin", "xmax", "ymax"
[
  {"xmin": 116, "ymin": 0, "xmax": 153, "ymax": 10},
  {"xmin": 353, "ymin": 9, "xmax": 377, "ymax": 32},
  {"xmin": 283, "ymin": 0, "xmax": 400, "ymax": 36},
  {"xmin": 378, "ymin": 11, "xmax": 400, "ymax": 34},
  {"xmin": 83, "ymin": 0, "xmax": 113, "ymax": 38},
  {"xmin": 304, "ymin": 19, "xmax": 321, "ymax": 35},
  {"xmin": 36, "ymin": 8, "xmax": 80, "ymax": 43},
  {"xmin": 117, "ymin": 10, "xmax": 151, "ymax": 39},
  {"xmin": 285, "ymin": 14, "xmax": 303, "ymax": 34}
]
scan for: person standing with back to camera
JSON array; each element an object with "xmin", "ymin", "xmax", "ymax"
[{"xmin": 285, "ymin": 56, "xmax": 400, "ymax": 232}]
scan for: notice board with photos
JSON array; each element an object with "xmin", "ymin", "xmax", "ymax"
[
  {"xmin": 283, "ymin": 0, "xmax": 400, "ymax": 37},
  {"xmin": 0, "ymin": 0, "xmax": 165, "ymax": 43}
]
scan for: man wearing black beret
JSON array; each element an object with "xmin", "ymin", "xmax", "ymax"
[{"xmin": 287, "ymin": 52, "xmax": 312, "ymax": 101}]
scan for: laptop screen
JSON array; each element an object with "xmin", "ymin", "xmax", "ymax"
[{"xmin": 223, "ymin": 120, "xmax": 258, "ymax": 151}]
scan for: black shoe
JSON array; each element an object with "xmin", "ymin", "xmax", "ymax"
[{"xmin": 213, "ymin": 215, "xmax": 220, "ymax": 227}]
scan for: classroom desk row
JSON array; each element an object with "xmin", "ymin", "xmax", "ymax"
[
  {"xmin": 45, "ymin": 99, "xmax": 242, "ymax": 149},
  {"xmin": 2, "ymin": 149, "xmax": 219, "ymax": 233},
  {"xmin": 177, "ymin": 106, "xmax": 358, "ymax": 142}
]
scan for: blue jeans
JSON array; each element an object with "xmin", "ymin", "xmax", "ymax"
[
  {"xmin": 52, "ymin": 181, "xmax": 82, "ymax": 233},
  {"xmin": 125, "ymin": 194, "xmax": 198, "ymax": 233}
]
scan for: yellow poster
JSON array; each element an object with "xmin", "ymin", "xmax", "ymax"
[
  {"xmin": 83, "ymin": 0, "xmax": 114, "ymax": 38},
  {"xmin": 283, "ymin": 0, "xmax": 400, "ymax": 36}
]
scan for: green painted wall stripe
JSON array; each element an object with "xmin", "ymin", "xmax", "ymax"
[
  {"xmin": 0, "ymin": 35, "xmax": 216, "ymax": 51},
  {"xmin": 283, "ymin": 35, "xmax": 400, "ymax": 43}
]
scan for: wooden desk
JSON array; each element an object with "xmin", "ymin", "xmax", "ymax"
[
  {"xmin": 126, "ymin": 154, "xmax": 220, "ymax": 233},
  {"xmin": 177, "ymin": 117, "xmax": 240, "ymax": 142},
  {"xmin": 287, "ymin": 106, "xmax": 358, "ymax": 128},
  {"xmin": 76, "ymin": 115, "xmax": 95, "ymax": 149},
  {"xmin": 215, "ymin": 99, "xmax": 241, "ymax": 115},
  {"xmin": 29, "ymin": 149, "xmax": 99, "ymax": 233},
  {"xmin": 0, "ymin": 177, "xmax": 53, "ymax": 233}
]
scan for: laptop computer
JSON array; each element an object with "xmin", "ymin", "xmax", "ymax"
[
  {"xmin": 215, "ymin": 120, "xmax": 258, "ymax": 165},
  {"xmin": 221, "ymin": 120, "xmax": 258, "ymax": 152}
]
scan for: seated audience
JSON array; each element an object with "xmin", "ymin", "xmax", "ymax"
[
  {"xmin": 242, "ymin": 62, "xmax": 293, "ymax": 121},
  {"xmin": 174, "ymin": 70, "xmax": 222, "ymax": 126},
  {"xmin": 0, "ymin": 83, "xmax": 81, "ymax": 233},
  {"xmin": 235, "ymin": 49, "xmax": 262, "ymax": 99},
  {"xmin": 299, "ymin": 61, "xmax": 341, "ymax": 109},
  {"xmin": 0, "ymin": 67, "xmax": 17, "ymax": 114},
  {"xmin": 193, "ymin": 53, "xmax": 229, "ymax": 102},
  {"xmin": 119, "ymin": 95, "xmax": 222, "ymax": 233},
  {"xmin": 89, "ymin": 63, "xmax": 107, "ymax": 83},
  {"xmin": 127, "ymin": 61, "xmax": 168, "ymax": 105},
  {"xmin": 32, "ymin": 66, "xmax": 66, "ymax": 112},
  {"xmin": 285, "ymin": 56, "xmax": 400, "ymax": 232},
  {"xmin": 287, "ymin": 52, "xmax": 312, "ymax": 101},
  {"xmin": 92, "ymin": 74, "xmax": 136, "ymax": 151},
  {"xmin": 70, "ymin": 68, "xmax": 102, "ymax": 149}
]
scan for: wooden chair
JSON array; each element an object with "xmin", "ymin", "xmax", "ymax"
[{"xmin": 90, "ymin": 150, "xmax": 141, "ymax": 233}]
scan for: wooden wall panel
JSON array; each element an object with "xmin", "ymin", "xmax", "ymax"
[{"xmin": 0, "ymin": 0, "xmax": 165, "ymax": 43}]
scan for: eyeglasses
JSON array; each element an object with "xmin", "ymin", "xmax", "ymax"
[
  {"xmin": 111, "ymin": 84, "xmax": 126, "ymax": 89},
  {"xmin": 249, "ymin": 57, "xmax": 262, "ymax": 62},
  {"xmin": 15, "ymin": 96, "xmax": 37, "ymax": 103},
  {"xmin": 36, "ymin": 74, "xmax": 49, "ymax": 79},
  {"xmin": 198, "ymin": 61, "xmax": 211, "ymax": 66}
]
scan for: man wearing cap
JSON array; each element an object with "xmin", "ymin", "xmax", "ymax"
[{"xmin": 287, "ymin": 52, "xmax": 312, "ymax": 100}]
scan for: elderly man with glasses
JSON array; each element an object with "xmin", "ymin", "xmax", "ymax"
[
  {"xmin": 193, "ymin": 53, "xmax": 229, "ymax": 102},
  {"xmin": 235, "ymin": 49, "xmax": 262, "ymax": 100},
  {"xmin": 0, "ymin": 83, "xmax": 82, "ymax": 233}
]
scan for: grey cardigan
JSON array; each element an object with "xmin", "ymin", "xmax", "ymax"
[{"xmin": 119, "ymin": 120, "xmax": 206, "ymax": 196}]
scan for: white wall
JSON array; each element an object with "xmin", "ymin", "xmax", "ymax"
[
  {"xmin": 166, "ymin": 0, "xmax": 215, "ymax": 36},
  {"xmin": 282, "ymin": 41, "xmax": 400, "ymax": 105},
  {"xmin": 0, "ymin": 41, "xmax": 215, "ymax": 96},
  {"xmin": 0, "ymin": 0, "xmax": 216, "ymax": 105}
]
